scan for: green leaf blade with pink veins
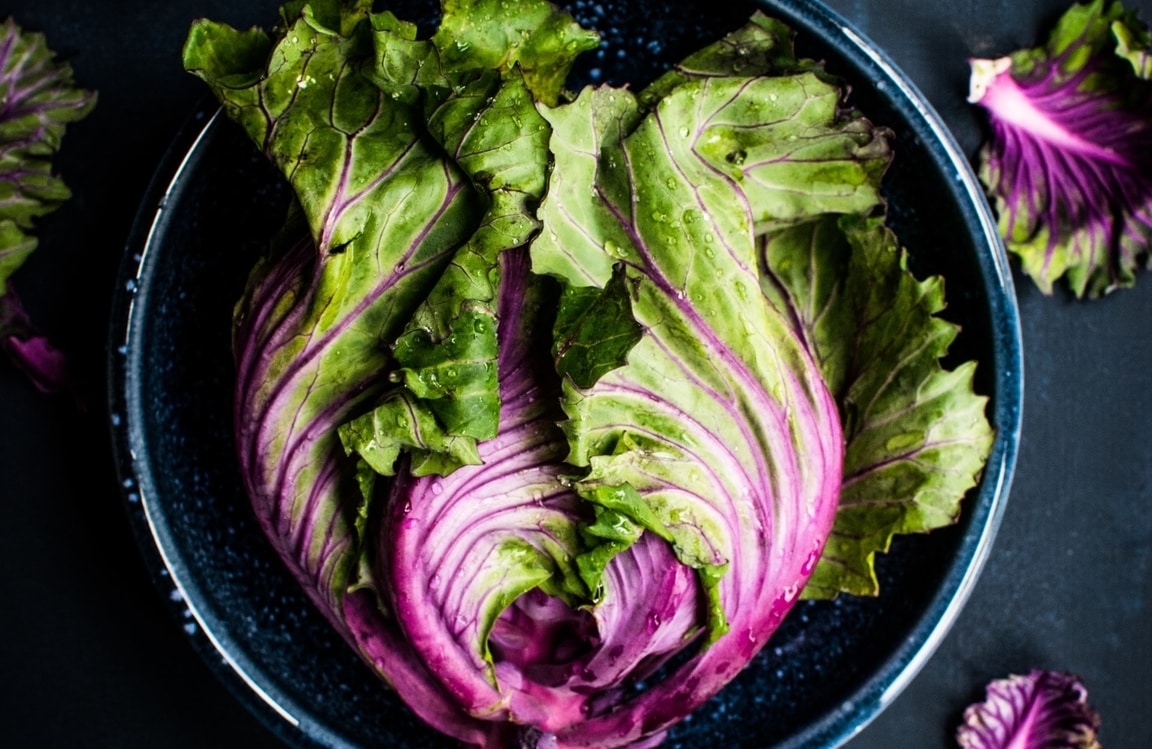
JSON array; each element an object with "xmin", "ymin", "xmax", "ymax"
[
  {"xmin": 529, "ymin": 69, "xmax": 866, "ymax": 745},
  {"xmin": 761, "ymin": 215, "xmax": 994, "ymax": 598}
]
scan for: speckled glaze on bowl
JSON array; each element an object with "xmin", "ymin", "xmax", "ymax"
[{"xmin": 107, "ymin": 1, "xmax": 1022, "ymax": 747}]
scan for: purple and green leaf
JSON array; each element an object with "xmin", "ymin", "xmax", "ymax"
[
  {"xmin": 186, "ymin": 2, "xmax": 480, "ymax": 618},
  {"xmin": 184, "ymin": 0, "xmax": 589, "ymax": 618},
  {"xmin": 527, "ymin": 40, "xmax": 871, "ymax": 741},
  {"xmin": 969, "ymin": 0, "xmax": 1152, "ymax": 298},
  {"xmin": 0, "ymin": 17, "xmax": 95, "ymax": 392}
]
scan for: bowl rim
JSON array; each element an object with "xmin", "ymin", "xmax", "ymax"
[{"xmin": 107, "ymin": 1, "xmax": 1023, "ymax": 747}]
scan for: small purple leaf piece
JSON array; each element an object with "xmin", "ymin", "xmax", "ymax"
[
  {"xmin": 0, "ymin": 290, "xmax": 72, "ymax": 397},
  {"xmin": 2, "ymin": 332, "xmax": 69, "ymax": 394},
  {"xmin": 957, "ymin": 670, "xmax": 1101, "ymax": 749}
]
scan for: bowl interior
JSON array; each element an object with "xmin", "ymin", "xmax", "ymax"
[{"xmin": 108, "ymin": 1, "xmax": 1021, "ymax": 747}]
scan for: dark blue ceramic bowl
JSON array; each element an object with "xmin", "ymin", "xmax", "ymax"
[{"xmin": 108, "ymin": 0, "xmax": 1022, "ymax": 747}]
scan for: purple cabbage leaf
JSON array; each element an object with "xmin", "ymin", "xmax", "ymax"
[
  {"xmin": 0, "ymin": 17, "xmax": 95, "ymax": 393},
  {"xmin": 968, "ymin": 0, "xmax": 1152, "ymax": 298},
  {"xmin": 624, "ymin": 12, "xmax": 993, "ymax": 600},
  {"xmin": 522, "ymin": 14, "xmax": 898, "ymax": 741},
  {"xmin": 957, "ymin": 670, "xmax": 1101, "ymax": 749}
]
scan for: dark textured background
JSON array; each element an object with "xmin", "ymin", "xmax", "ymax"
[{"xmin": 1, "ymin": 0, "xmax": 1149, "ymax": 747}]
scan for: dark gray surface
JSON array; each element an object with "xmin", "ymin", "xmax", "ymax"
[{"xmin": 0, "ymin": 1, "xmax": 1148, "ymax": 747}]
